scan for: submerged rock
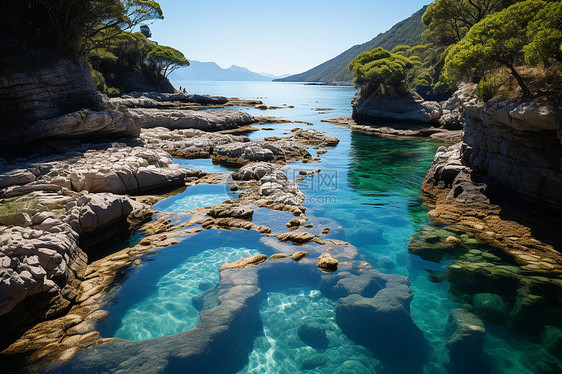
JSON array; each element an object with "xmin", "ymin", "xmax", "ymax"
[
  {"xmin": 298, "ymin": 322, "xmax": 329, "ymax": 349},
  {"xmin": 328, "ymin": 269, "xmax": 429, "ymax": 372},
  {"xmin": 300, "ymin": 354, "xmax": 327, "ymax": 370},
  {"xmin": 445, "ymin": 309, "xmax": 487, "ymax": 372},
  {"xmin": 219, "ymin": 254, "xmax": 268, "ymax": 271}
]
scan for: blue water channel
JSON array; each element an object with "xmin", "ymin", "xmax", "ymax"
[{"xmin": 85, "ymin": 82, "xmax": 560, "ymax": 374}]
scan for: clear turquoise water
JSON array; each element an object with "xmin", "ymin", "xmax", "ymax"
[
  {"xmin": 93, "ymin": 82, "xmax": 558, "ymax": 374},
  {"xmin": 174, "ymin": 157, "xmax": 236, "ymax": 174},
  {"xmin": 153, "ymin": 184, "xmax": 237, "ymax": 213}
]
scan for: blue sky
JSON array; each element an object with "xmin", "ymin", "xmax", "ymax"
[{"xmin": 148, "ymin": 0, "xmax": 431, "ymax": 76}]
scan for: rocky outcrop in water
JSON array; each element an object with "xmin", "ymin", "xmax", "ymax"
[
  {"xmin": 445, "ymin": 309, "xmax": 486, "ymax": 372},
  {"xmin": 212, "ymin": 141, "xmax": 310, "ymax": 166},
  {"xmin": 352, "ymin": 90, "xmax": 442, "ymax": 124}
]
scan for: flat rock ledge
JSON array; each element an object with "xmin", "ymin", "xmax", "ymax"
[
  {"xmin": 323, "ymin": 117, "xmax": 462, "ymax": 142},
  {"xmin": 130, "ymin": 108, "xmax": 255, "ymax": 132},
  {"xmin": 212, "ymin": 140, "xmax": 311, "ymax": 166}
]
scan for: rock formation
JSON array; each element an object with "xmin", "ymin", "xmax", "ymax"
[
  {"xmin": 421, "ymin": 85, "xmax": 562, "ymax": 336},
  {"xmin": 352, "ymin": 90, "xmax": 442, "ymax": 124}
]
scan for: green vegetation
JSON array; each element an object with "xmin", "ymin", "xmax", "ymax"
[
  {"xmin": 4, "ymin": 1, "xmax": 188, "ymax": 95},
  {"xmin": 421, "ymin": 0, "xmax": 517, "ymax": 46},
  {"xmin": 276, "ymin": 6, "xmax": 428, "ymax": 84},
  {"xmin": 444, "ymin": 0, "xmax": 560, "ymax": 97},
  {"xmin": 348, "ymin": 48, "xmax": 414, "ymax": 94},
  {"xmin": 87, "ymin": 29, "xmax": 189, "ymax": 94},
  {"xmin": 524, "ymin": 1, "xmax": 562, "ymax": 65},
  {"xmin": 9, "ymin": 0, "xmax": 163, "ymax": 55},
  {"xmin": 349, "ymin": 0, "xmax": 561, "ymax": 100},
  {"xmin": 0, "ymin": 198, "xmax": 38, "ymax": 217},
  {"xmin": 147, "ymin": 45, "xmax": 190, "ymax": 78}
]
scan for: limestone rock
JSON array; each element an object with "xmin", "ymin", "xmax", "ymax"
[
  {"xmin": 277, "ymin": 232, "xmax": 315, "ymax": 245},
  {"xmin": 352, "ymin": 90, "xmax": 442, "ymax": 124},
  {"xmin": 316, "ymin": 253, "xmax": 338, "ymax": 272},
  {"xmin": 140, "ymin": 127, "xmax": 248, "ymax": 159},
  {"xmin": 64, "ymin": 193, "xmax": 145, "ymax": 236},
  {"xmin": 232, "ymin": 162, "xmax": 280, "ymax": 181},
  {"xmin": 212, "ymin": 141, "xmax": 310, "ymax": 166},
  {"xmin": 0, "ymin": 220, "xmax": 86, "ymax": 341},
  {"xmin": 219, "ymin": 254, "xmax": 268, "ymax": 271},
  {"xmin": 131, "ymin": 108, "xmax": 254, "ymax": 132},
  {"xmin": 292, "ymin": 251, "xmax": 309, "ymax": 261},
  {"xmin": 208, "ymin": 204, "xmax": 254, "ymax": 220},
  {"xmin": 289, "ymin": 128, "xmax": 340, "ymax": 146}
]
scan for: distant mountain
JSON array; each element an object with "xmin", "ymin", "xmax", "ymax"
[
  {"xmin": 260, "ymin": 72, "xmax": 292, "ymax": 79},
  {"xmin": 170, "ymin": 61, "xmax": 286, "ymax": 82},
  {"xmin": 275, "ymin": 6, "xmax": 428, "ymax": 85}
]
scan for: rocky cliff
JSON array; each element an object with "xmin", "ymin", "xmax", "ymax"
[
  {"xmin": 462, "ymin": 94, "xmax": 562, "ymax": 207},
  {"xmin": 421, "ymin": 85, "xmax": 562, "ymax": 332},
  {"xmin": 0, "ymin": 46, "xmax": 103, "ymax": 128}
]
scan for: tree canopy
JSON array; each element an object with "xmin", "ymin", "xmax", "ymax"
[
  {"xmin": 147, "ymin": 45, "xmax": 190, "ymax": 78},
  {"xmin": 21, "ymin": 0, "xmax": 163, "ymax": 55},
  {"xmin": 421, "ymin": 0, "xmax": 518, "ymax": 46},
  {"xmin": 524, "ymin": 1, "xmax": 562, "ymax": 65},
  {"xmin": 348, "ymin": 47, "xmax": 414, "ymax": 94},
  {"xmin": 444, "ymin": 0, "xmax": 549, "ymax": 96}
]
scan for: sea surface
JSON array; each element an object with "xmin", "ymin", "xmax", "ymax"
[{"xmin": 80, "ymin": 82, "xmax": 557, "ymax": 374}]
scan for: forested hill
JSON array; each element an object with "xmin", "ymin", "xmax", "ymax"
[{"xmin": 275, "ymin": 6, "xmax": 428, "ymax": 84}]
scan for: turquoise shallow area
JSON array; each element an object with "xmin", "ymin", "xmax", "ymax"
[
  {"xmin": 153, "ymin": 184, "xmax": 236, "ymax": 212},
  {"xmin": 240, "ymin": 288, "xmax": 380, "ymax": 374},
  {"xmin": 90, "ymin": 82, "xmax": 560, "ymax": 374},
  {"xmin": 97, "ymin": 230, "xmax": 265, "ymax": 341},
  {"xmin": 173, "ymin": 157, "xmax": 236, "ymax": 174}
]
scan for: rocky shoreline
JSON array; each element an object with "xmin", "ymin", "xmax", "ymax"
[
  {"xmin": 1, "ymin": 81, "xmax": 561, "ymax": 373},
  {"xmin": 1, "ymin": 89, "xmax": 424, "ymax": 373}
]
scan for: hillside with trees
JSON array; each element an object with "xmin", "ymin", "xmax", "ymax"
[
  {"xmin": 275, "ymin": 6, "xmax": 428, "ymax": 84},
  {"xmin": 348, "ymin": 0, "xmax": 562, "ymax": 100}
]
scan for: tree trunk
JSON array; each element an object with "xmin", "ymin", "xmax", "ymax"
[{"xmin": 505, "ymin": 62, "xmax": 530, "ymax": 97}]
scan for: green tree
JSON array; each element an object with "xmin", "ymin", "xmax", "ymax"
[
  {"xmin": 348, "ymin": 47, "xmax": 415, "ymax": 95},
  {"xmin": 25, "ymin": 0, "xmax": 163, "ymax": 55},
  {"xmin": 147, "ymin": 45, "xmax": 190, "ymax": 78},
  {"xmin": 444, "ymin": 0, "xmax": 547, "ymax": 97},
  {"xmin": 524, "ymin": 1, "xmax": 562, "ymax": 65},
  {"xmin": 422, "ymin": 0, "xmax": 518, "ymax": 46}
]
